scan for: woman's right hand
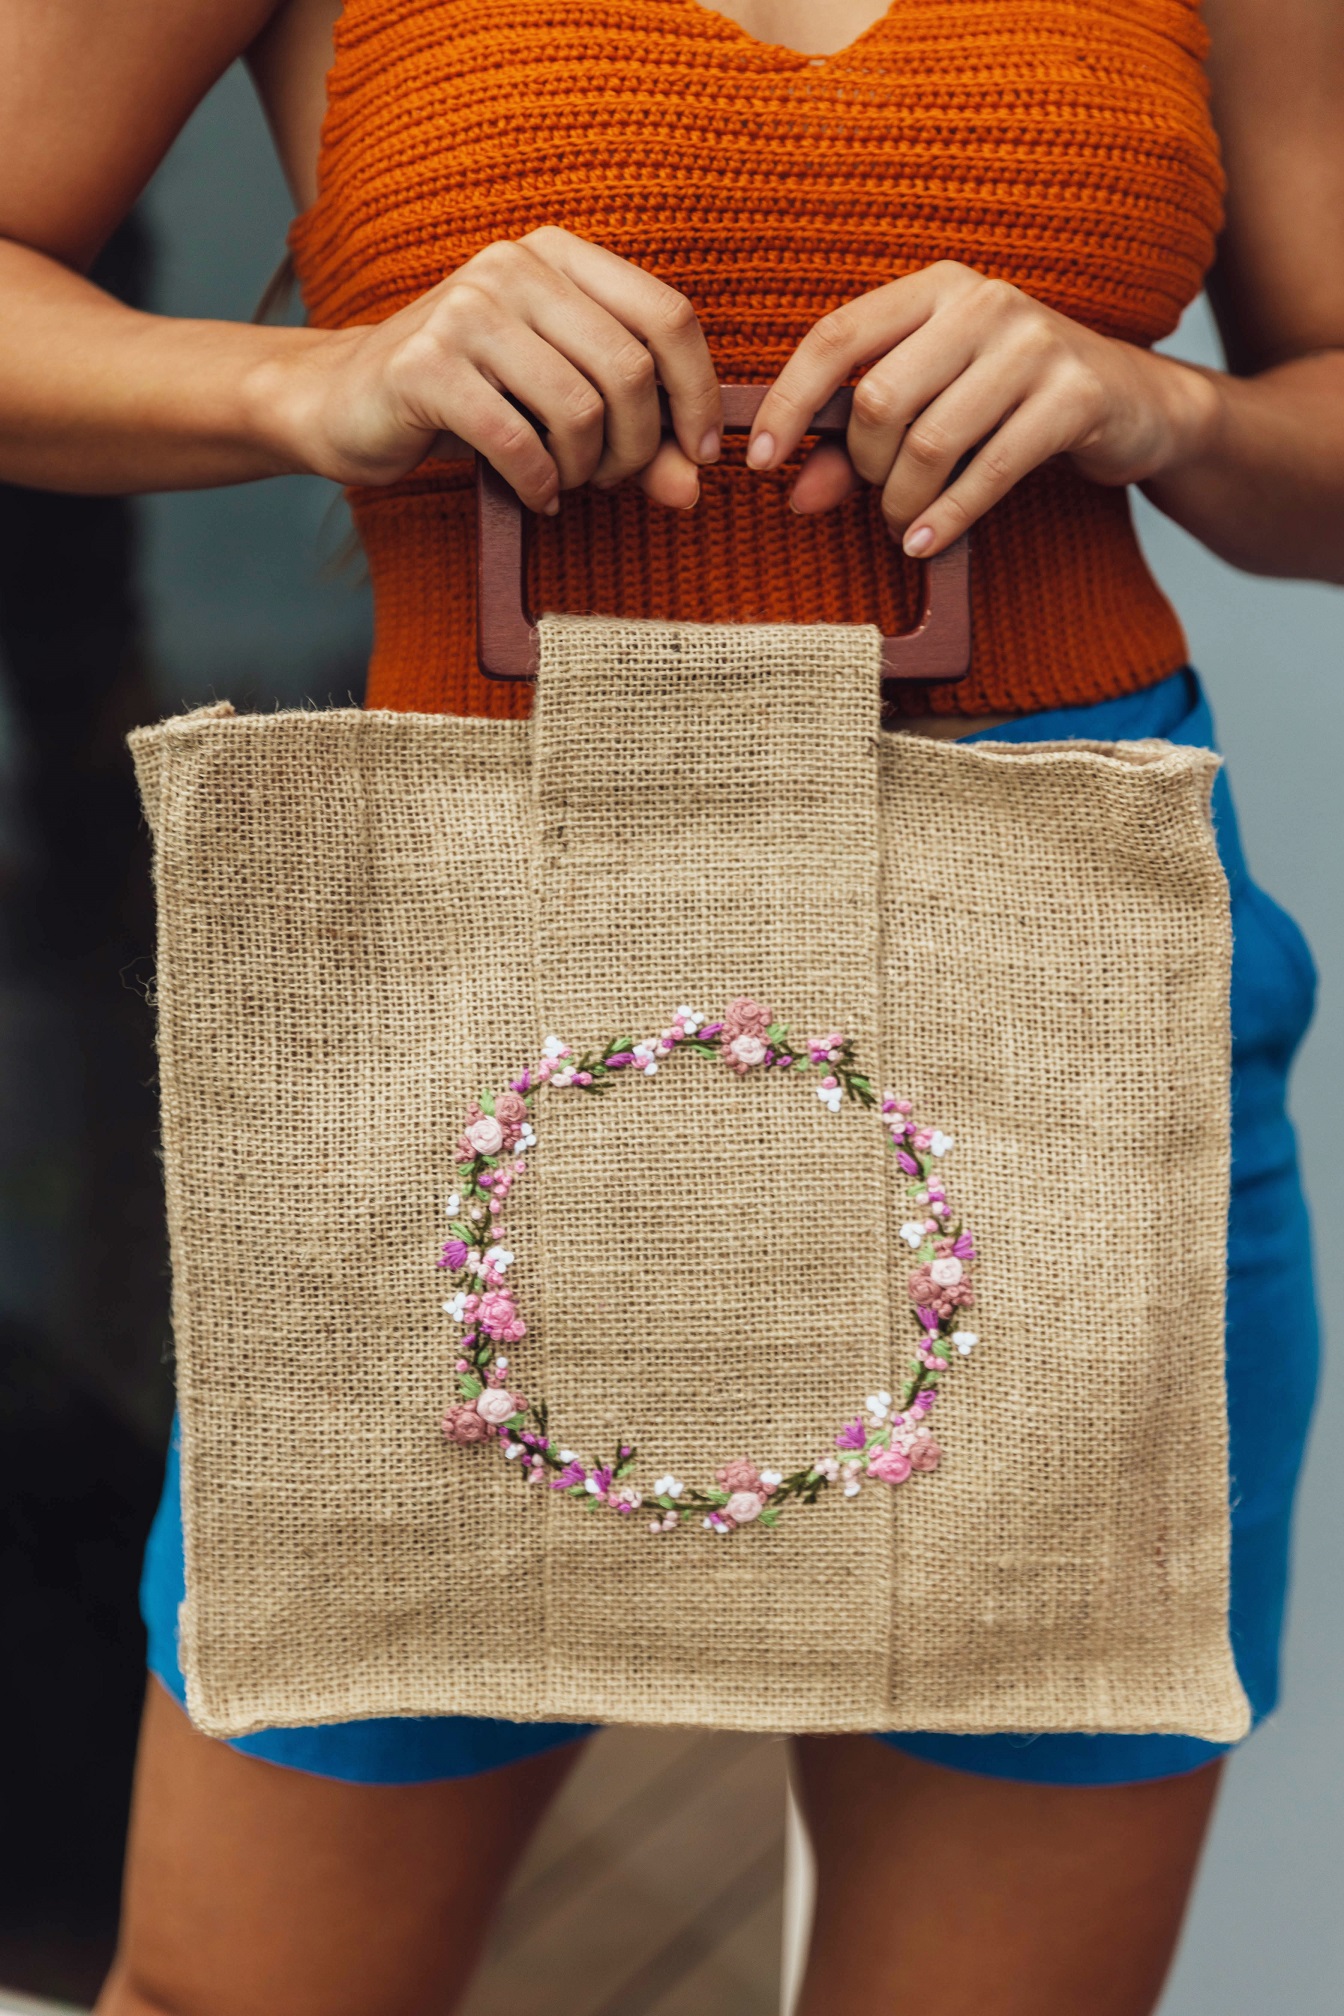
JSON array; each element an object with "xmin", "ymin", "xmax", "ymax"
[{"xmin": 267, "ymin": 226, "xmax": 723, "ymax": 512}]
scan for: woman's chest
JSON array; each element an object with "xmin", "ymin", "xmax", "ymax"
[{"xmin": 294, "ymin": 0, "xmax": 1225, "ymax": 354}]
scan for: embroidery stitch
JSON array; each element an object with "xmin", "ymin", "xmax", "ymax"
[{"xmin": 438, "ymin": 999, "xmax": 980, "ymax": 1536}]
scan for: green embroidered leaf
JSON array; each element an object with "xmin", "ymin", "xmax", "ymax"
[
  {"xmin": 446, "ymin": 1220, "xmax": 474, "ymax": 1243},
  {"xmin": 459, "ymin": 1375, "xmax": 483, "ymax": 1399},
  {"xmin": 479, "ymin": 1090, "xmax": 496, "ymax": 1115},
  {"xmin": 759, "ymin": 1510, "xmax": 780, "ymax": 1528},
  {"xmin": 766, "ymin": 1021, "xmax": 788, "ymax": 1043}
]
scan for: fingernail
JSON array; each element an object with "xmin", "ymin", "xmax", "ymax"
[
  {"xmin": 904, "ymin": 525, "xmax": 934, "ymax": 556},
  {"xmin": 678, "ymin": 483, "xmax": 701, "ymax": 511},
  {"xmin": 746, "ymin": 431, "xmax": 775, "ymax": 470},
  {"xmin": 543, "ymin": 497, "xmax": 560, "ymax": 516},
  {"xmin": 698, "ymin": 429, "xmax": 720, "ymax": 463}
]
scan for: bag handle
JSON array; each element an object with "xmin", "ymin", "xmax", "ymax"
[{"xmin": 475, "ymin": 383, "xmax": 971, "ymax": 687}]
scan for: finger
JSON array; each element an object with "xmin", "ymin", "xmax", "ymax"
[
  {"xmin": 746, "ymin": 267, "xmax": 946, "ymax": 472},
  {"xmin": 634, "ymin": 434, "xmax": 703, "ymax": 510},
  {"xmin": 524, "ymin": 227, "xmax": 723, "ymax": 467},
  {"xmin": 842, "ymin": 318, "xmax": 983, "ymax": 488},
  {"xmin": 463, "ymin": 315, "xmax": 610, "ymax": 493},
  {"xmin": 895, "ymin": 398, "xmax": 1064, "ymax": 556},
  {"xmin": 787, "ymin": 439, "xmax": 863, "ymax": 514},
  {"xmin": 511, "ymin": 269, "xmax": 666, "ymax": 488},
  {"xmin": 877, "ymin": 356, "xmax": 1028, "ymax": 538}
]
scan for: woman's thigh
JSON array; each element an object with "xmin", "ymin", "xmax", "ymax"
[
  {"xmin": 98, "ymin": 1680, "xmax": 588, "ymax": 2016},
  {"xmin": 792, "ymin": 1734, "xmax": 1223, "ymax": 2016}
]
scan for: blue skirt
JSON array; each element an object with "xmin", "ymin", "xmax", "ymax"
[{"xmin": 142, "ymin": 667, "xmax": 1321, "ymax": 1786}]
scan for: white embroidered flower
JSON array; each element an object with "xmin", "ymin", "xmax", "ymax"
[
  {"xmin": 929, "ymin": 1129, "xmax": 955, "ymax": 1157},
  {"xmin": 469, "ymin": 1205, "xmax": 485, "ymax": 1221},
  {"xmin": 866, "ymin": 1391, "xmax": 893, "ymax": 1420},
  {"xmin": 653, "ymin": 1474, "xmax": 684, "ymax": 1499},
  {"xmin": 541, "ymin": 1035, "xmax": 569, "ymax": 1060},
  {"xmin": 504, "ymin": 1441, "xmax": 524, "ymax": 1460},
  {"xmin": 816, "ymin": 1083, "xmax": 843, "ymax": 1114},
  {"xmin": 495, "ymin": 1356, "xmax": 509, "ymax": 1371},
  {"xmin": 676, "ymin": 1005, "xmax": 703, "ymax": 1030},
  {"xmin": 812, "ymin": 1456, "xmax": 840, "ymax": 1482},
  {"xmin": 445, "ymin": 1193, "xmax": 461, "ymax": 1217},
  {"xmin": 444, "ymin": 1292, "xmax": 470, "ymax": 1322},
  {"xmin": 485, "ymin": 1245, "xmax": 515, "ymax": 1273},
  {"xmin": 953, "ymin": 1330, "xmax": 979, "ymax": 1356},
  {"xmin": 843, "ymin": 1479, "xmax": 863, "ymax": 1498},
  {"xmin": 899, "ymin": 1221, "xmax": 926, "ymax": 1249},
  {"xmin": 584, "ymin": 1476, "xmax": 604, "ymax": 1496},
  {"xmin": 559, "ymin": 1449, "xmax": 581, "ymax": 1464},
  {"xmin": 550, "ymin": 1068, "xmax": 575, "ymax": 1089},
  {"xmin": 515, "ymin": 1124, "xmax": 537, "ymax": 1153},
  {"xmin": 759, "ymin": 1469, "xmax": 783, "ymax": 1489}
]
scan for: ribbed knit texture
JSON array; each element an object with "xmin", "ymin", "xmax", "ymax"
[{"xmin": 291, "ymin": 0, "xmax": 1226, "ymax": 718}]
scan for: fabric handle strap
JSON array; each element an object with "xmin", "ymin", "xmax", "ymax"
[{"xmin": 475, "ymin": 384, "xmax": 971, "ymax": 688}]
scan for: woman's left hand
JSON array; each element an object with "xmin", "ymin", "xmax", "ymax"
[{"xmin": 746, "ymin": 260, "xmax": 1216, "ymax": 556}]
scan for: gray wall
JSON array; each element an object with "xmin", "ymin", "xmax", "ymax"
[{"xmin": 140, "ymin": 66, "xmax": 1343, "ymax": 2016}]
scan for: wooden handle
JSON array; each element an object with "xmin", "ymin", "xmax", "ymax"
[{"xmin": 476, "ymin": 384, "xmax": 971, "ymax": 688}]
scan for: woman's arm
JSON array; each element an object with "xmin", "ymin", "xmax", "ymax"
[
  {"xmin": 749, "ymin": 0, "xmax": 1344, "ymax": 587},
  {"xmin": 1137, "ymin": 0, "xmax": 1344, "ymax": 580},
  {"xmin": 0, "ymin": 0, "xmax": 720, "ymax": 505}
]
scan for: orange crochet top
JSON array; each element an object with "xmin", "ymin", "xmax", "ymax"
[{"xmin": 291, "ymin": 0, "xmax": 1225, "ymax": 718}]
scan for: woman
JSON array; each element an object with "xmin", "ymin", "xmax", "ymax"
[{"xmin": 2, "ymin": 1, "xmax": 1339, "ymax": 2010}]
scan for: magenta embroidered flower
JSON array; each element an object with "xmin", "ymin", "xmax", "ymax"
[
  {"xmin": 835, "ymin": 1418, "xmax": 867, "ymax": 1451},
  {"xmin": 442, "ymin": 1403, "xmax": 490, "ymax": 1445},
  {"xmin": 439, "ymin": 1238, "xmax": 469, "ymax": 1271},
  {"xmin": 866, "ymin": 1445, "xmax": 913, "ymax": 1485}
]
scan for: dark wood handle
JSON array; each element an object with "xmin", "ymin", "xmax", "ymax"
[{"xmin": 476, "ymin": 383, "xmax": 971, "ymax": 687}]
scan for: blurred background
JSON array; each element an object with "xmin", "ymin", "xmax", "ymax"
[{"xmin": 0, "ymin": 59, "xmax": 1339, "ymax": 2016}]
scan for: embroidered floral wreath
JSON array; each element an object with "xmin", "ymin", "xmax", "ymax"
[{"xmin": 438, "ymin": 999, "xmax": 980, "ymax": 1537}]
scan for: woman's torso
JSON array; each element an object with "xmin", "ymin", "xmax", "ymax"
[{"xmin": 260, "ymin": 0, "xmax": 1226, "ymax": 721}]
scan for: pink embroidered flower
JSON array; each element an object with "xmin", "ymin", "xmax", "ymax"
[
  {"xmin": 442, "ymin": 1403, "xmax": 489, "ymax": 1445},
  {"xmin": 909, "ymin": 1431, "xmax": 942, "ymax": 1473},
  {"xmin": 866, "ymin": 1445, "xmax": 912, "ymax": 1485},
  {"xmin": 465, "ymin": 1115, "xmax": 505, "ymax": 1157},
  {"xmin": 716, "ymin": 1459, "xmax": 764, "ymax": 1494},
  {"xmin": 929, "ymin": 1255, "xmax": 964, "ymax": 1288},
  {"xmin": 479, "ymin": 1290, "xmax": 526, "ymax": 1343},
  {"xmin": 475, "ymin": 1387, "xmax": 524, "ymax": 1426},
  {"xmin": 907, "ymin": 1262, "xmax": 974, "ymax": 1320},
  {"xmin": 725, "ymin": 1032, "xmax": 768, "ymax": 1072},
  {"xmin": 722, "ymin": 996, "xmax": 772, "ymax": 1041},
  {"xmin": 724, "ymin": 1490, "xmax": 764, "ymax": 1525}
]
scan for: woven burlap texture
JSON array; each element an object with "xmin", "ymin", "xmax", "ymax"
[{"xmin": 130, "ymin": 613, "xmax": 1248, "ymax": 1743}]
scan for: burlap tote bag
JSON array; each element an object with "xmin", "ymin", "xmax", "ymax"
[{"xmin": 129, "ymin": 398, "xmax": 1249, "ymax": 1746}]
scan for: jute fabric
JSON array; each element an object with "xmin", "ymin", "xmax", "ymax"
[{"xmin": 130, "ymin": 615, "xmax": 1249, "ymax": 1742}]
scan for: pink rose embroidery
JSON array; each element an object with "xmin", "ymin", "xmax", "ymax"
[
  {"xmin": 909, "ymin": 1431, "xmax": 942, "ymax": 1473},
  {"xmin": 929, "ymin": 1255, "xmax": 963, "ymax": 1288},
  {"xmin": 442, "ymin": 1403, "xmax": 489, "ymax": 1445},
  {"xmin": 907, "ymin": 1262, "xmax": 975, "ymax": 1321},
  {"xmin": 724, "ymin": 1490, "xmax": 764, "ymax": 1524},
  {"xmin": 475, "ymin": 1388, "xmax": 523, "ymax": 1426},
  {"xmin": 867, "ymin": 1445, "xmax": 913, "ymax": 1485},
  {"xmin": 716, "ymin": 1459, "xmax": 765, "ymax": 1494},
  {"xmin": 725, "ymin": 1032, "xmax": 767, "ymax": 1072},
  {"xmin": 465, "ymin": 1115, "xmax": 505, "ymax": 1157}
]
